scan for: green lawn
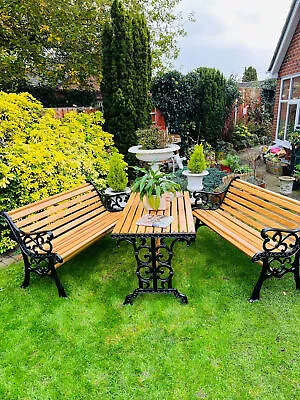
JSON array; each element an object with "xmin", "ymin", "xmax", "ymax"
[{"xmin": 0, "ymin": 228, "xmax": 299, "ymax": 400}]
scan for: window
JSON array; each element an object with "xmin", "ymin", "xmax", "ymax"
[{"xmin": 276, "ymin": 74, "xmax": 300, "ymax": 145}]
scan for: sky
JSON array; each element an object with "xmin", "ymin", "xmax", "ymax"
[{"xmin": 173, "ymin": 0, "xmax": 293, "ymax": 80}]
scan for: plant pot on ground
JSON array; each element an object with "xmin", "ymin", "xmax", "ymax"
[
  {"xmin": 219, "ymin": 154, "xmax": 241, "ymax": 173},
  {"xmin": 264, "ymin": 153, "xmax": 283, "ymax": 176},
  {"xmin": 105, "ymin": 152, "xmax": 130, "ymax": 210},
  {"xmin": 131, "ymin": 166, "xmax": 181, "ymax": 210}
]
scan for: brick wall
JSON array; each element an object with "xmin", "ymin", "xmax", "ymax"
[
  {"xmin": 151, "ymin": 108, "xmax": 166, "ymax": 130},
  {"xmin": 47, "ymin": 107, "xmax": 96, "ymax": 118},
  {"xmin": 236, "ymin": 87, "xmax": 261, "ymax": 123},
  {"xmin": 272, "ymin": 20, "xmax": 300, "ymax": 139}
]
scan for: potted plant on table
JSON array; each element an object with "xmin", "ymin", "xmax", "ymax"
[
  {"xmin": 183, "ymin": 144, "xmax": 209, "ymax": 200},
  {"xmin": 128, "ymin": 125, "xmax": 180, "ymax": 171},
  {"xmin": 131, "ymin": 166, "xmax": 180, "ymax": 210},
  {"xmin": 105, "ymin": 152, "xmax": 130, "ymax": 210}
]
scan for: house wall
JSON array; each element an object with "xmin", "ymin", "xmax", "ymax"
[{"xmin": 272, "ymin": 20, "xmax": 300, "ymax": 139}]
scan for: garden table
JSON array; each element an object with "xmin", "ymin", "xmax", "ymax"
[{"xmin": 111, "ymin": 191, "xmax": 196, "ymax": 304}]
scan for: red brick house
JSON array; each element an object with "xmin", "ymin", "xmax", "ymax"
[{"xmin": 268, "ymin": 0, "xmax": 300, "ymax": 147}]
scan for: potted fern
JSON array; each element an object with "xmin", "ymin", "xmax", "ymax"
[
  {"xmin": 105, "ymin": 152, "xmax": 130, "ymax": 210},
  {"xmin": 183, "ymin": 144, "xmax": 209, "ymax": 200},
  {"xmin": 131, "ymin": 166, "xmax": 180, "ymax": 210}
]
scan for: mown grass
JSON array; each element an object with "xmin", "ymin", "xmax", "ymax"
[{"xmin": 0, "ymin": 228, "xmax": 299, "ymax": 400}]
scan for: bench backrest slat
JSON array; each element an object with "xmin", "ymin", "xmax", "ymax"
[
  {"xmin": 8, "ymin": 183, "xmax": 107, "ymax": 239},
  {"xmin": 225, "ymin": 192, "xmax": 298, "ymax": 230},
  {"xmin": 50, "ymin": 208, "xmax": 110, "ymax": 238},
  {"xmin": 232, "ymin": 179, "xmax": 300, "ymax": 214},
  {"xmin": 223, "ymin": 198, "xmax": 287, "ymax": 231},
  {"xmin": 221, "ymin": 203, "xmax": 267, "ymax": 232},
  {"xmin": 23, "ymin": 201, "xmax": 105, "ymax": 234},
  {"xmin": 16, "ymin": 191, "xmax": 100, "ymax": 229},
  {"xmin": 9, "ymin": 183, "xmax": 94, "ymax": 220}
]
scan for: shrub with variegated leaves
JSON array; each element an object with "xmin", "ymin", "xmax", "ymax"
[{"xmin": 0, "ymin": 92, "xmax": 118, "ymax": 253}]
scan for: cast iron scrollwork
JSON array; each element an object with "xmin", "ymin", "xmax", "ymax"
[
  {"xmin": 250, "ymin": 227, "xmax": 300, "ymax": 301},
  {"xmin": 1, "ymin": 211, "xmax": 66, "ymax": 296},
  {"xmin": 20, "ymin": 230, "xmax": 54, "ymax": 256},
  {"xmin": 115, "ymin": 235, "xmax": 192, "ymax": 304},
  {"xmin": 252, "ymin": 227, "xmax": 300, "ymax": 263},
  {"xmin": 192, "ymin": 191, "xmax": 225, "ymax": 210},
  {"xmin": 192, "ymin": 176, "xmax": 240, "ymax": 210},
  {"xmin": 100, "ymin": 192, "xmax": 130, "ymax": 212}
]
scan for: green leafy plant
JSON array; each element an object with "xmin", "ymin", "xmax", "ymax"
[
  {"xmin": 264, "ymin": 153, "xmax": 282, "ymax": 164},
  {"xmin": 233, "ymin": 164, "xmax": 253, "ymax": 174},
  {"xmin": 220, "ymin": 154, "xmax": 240, "ymax": 171},
  {"xmin": 231, "ymin": 123, "xmax": 258, "ymax": 150},
  {"xmin": 289, "ymin": 131, "xmax": 300, "ymax": 147},
  {"xmin": 106, "ymin": 152, "xmax": 128, "ymax": 192},
  {"xmin": 131, "ymin": 166, "xmax": 180, "ymax": 209},
  {"xmin": 294, "ymin": 164, "xmax": 300, "ymax": 179},
  {"xmin": 187, "ymin": 144, "xmax": 207, "ymax": 173},
  {"xmin": 202, "ymin": 168, "xmax": 226, "ymax": 192},
  {"xmin": 136, "ymin": 125, "xmax": 170, "ymax": 149}
]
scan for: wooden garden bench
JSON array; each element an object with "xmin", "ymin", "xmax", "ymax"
[
  {"xmin": 192, "ymin": 177, "xmax": 300, "ymax": 301},
  {"xmin": 1, "ymin": 182, "xmax": 127, "ymax": 297}
]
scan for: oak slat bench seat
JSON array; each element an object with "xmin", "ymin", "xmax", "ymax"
[
  {"xmin": 1, "ymin": 182, "xmax": 125, "ymax": 297},
  {"xmin": 192, "ymin": 177, "xmax": 300, "ymax": 301}
]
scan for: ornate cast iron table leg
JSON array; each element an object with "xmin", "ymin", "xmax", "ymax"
[{"xmin": 118, "ymin": 236, "xmax": 191, "ymax": 305}]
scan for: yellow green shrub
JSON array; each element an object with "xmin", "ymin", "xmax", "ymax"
[{"xmin": 0, "ymin": 92, "xmax": 117, "ymax": 253}]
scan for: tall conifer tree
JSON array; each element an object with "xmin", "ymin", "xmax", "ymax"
[{"xmin": 101, "ymin": 0, "xmax": 151, "ymax": 155}]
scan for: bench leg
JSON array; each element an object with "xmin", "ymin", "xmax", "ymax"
[
  {"xmin": 20, "ymin": 254, "xmax": 31, "ymax": 289},
  {"xmin": 49, "ymin": 263, "xmax": 67, "ymax": 298},
  {"xmin": 294, "ymin": 252, "xmax": 300, "ymax": 290},
  {"xmin": 249, "ymin": 259, "xmax": 268, "ymax": 302}
]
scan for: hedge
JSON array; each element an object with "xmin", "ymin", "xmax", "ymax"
[{"xmin": 0, "ymin": 92, "xmax": 117, "ymax": 253}]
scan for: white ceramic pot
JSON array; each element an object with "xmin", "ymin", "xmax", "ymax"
[
  {"xmin": 182, "ymin": 169, "xmax": 209, "ymax": 203},
  {"xmin": 104, "ymin": 187, "xmax": 131, "ymax": 210},
  {"xmin": 128, "ymin": 144, "xmax": 180, "ymax": 171},
  {"xmin": 143, "ymin": 194, "xmax": 167, "ymax": 210},
  {"xmin": 279, "ymin": 176, "xmax": 295, "ymax": 195}
]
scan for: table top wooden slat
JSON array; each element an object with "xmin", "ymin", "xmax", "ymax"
[
  {"xmin": 177, "ymin": 194, "xmax": 187, "ymax": 233},
  {"xmin": 184, "ymin": 192, "xmax": 196, "ymax": 233},
  {"xmin": 120, "ymin": 193, "xmax": 141, "ymax": 234},
  {"xmin": 112, "ymin": 191, "xmax": 195, "ymax": 237}
]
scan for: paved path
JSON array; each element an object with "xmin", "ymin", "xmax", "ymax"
[{"xmin": 238, "ymin": 146, "xmax": 300, "ymax": 201}]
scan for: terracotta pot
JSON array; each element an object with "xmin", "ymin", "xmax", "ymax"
[{"xmin": 220, "ymin": 165, "xmax": 232, "ymax": 173}]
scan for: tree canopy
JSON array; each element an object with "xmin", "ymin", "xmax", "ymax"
[
  {"xmin": 242, "ymin": 66, "xmax": 258, "ymax": 82},
  {"xmin": 151, "ymin": 68, "xmax": 239, "ymax": 145},
  {"xmin": 0, "ymin": 0, "xmax": 188, "ymax": 90},
  {"xmin": 101, "ymin": 0, "xmax": 152, "ymax": 155}
]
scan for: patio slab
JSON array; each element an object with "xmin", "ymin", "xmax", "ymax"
[{"xmin": 238, "ymin": 147, "xmax": 300, "ymax": 201}]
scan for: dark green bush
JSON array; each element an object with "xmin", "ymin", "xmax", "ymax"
[{"xmin": 203, "ymin": 168, "xmax": 226, "ymax": 192}]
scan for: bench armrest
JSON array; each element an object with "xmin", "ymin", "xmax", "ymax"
[
  {"xmin": 252, "ymin": 227, "xmax": 300, "ymax": 262},
  {"xmin": 100, "ymin": 191, "xmax": 130, "ymax": 212},
  {"xmin": 192, "ymin": 176, "xmax": 240, "ymax": 210},
  {"xmin": 192, "ymin": 190, "xmax": 226, "ymax": 210},
  {"xmin": 1, "ymin": 211, "xmax": 62, "ymax": 262},
  {"xmin": 88, "ymin": 180, "xmax": 129, "ymax": 212}
]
